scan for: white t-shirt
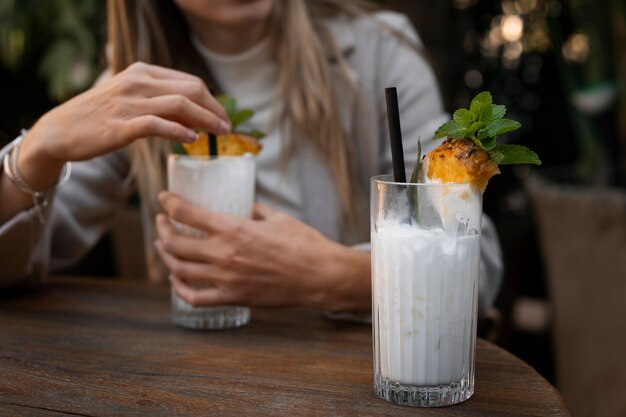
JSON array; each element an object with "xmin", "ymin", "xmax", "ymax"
[{"xmin": 191, "ymin": 36, "xmax": 303, "ymax": 220}]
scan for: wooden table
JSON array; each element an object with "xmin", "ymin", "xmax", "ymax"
[{"xmin": 0, "ymin": 277, "xmax": 570, "ymax": 417}]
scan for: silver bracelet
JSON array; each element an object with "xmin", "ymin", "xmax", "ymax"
[{"xmin": 3, "ymin": 129, "xmax": 71, "ymax": 224}]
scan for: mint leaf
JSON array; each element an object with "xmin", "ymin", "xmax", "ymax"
[
  {"xmin": 453, "ymin": 108, "xmax": 473, "ymax": 127},
  {"xmin": 230, "ymin": 109, "xmax": 253, "ymax": 130},
  {"xmin": 469, "ymin": 91, "xmax": 493, "ymax": 123},
  {"xmin": 466, "ymin": 121, "xmax": 484, "ymax": 137},
  {"xmin": 245, "ymin": 129, "xmax": 266, "ymax": 139},
  {"xmin": 491, "ymin": 104, "xmax": 506, "ymax": 120},
  {"xmin": 480, "ymin": 118, "xmax": 521, "ymax": 138},
  {"xmin": 216, "ymin": 95, "xmax": 266, "ymax": 138},
  {"xmin": 478, "ymin": 135, "xmax": 497, "ymax": 151},
  {"xmin": 434, "ymin": 120, "xmax": 466, "ymax": 139},
  {"xmin": 171, "ymin": 142, "xmax": 188, "ymax": 155},
  {"xmin": 217, "ymin": 95, "xmax": 236, "ymax": 120},
  {"xmin": 489, "ymin": 144, "xmax": 542, "ymax": 165}
]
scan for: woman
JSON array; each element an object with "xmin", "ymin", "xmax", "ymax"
[{"xmin": 0, "ymin": 0, "xmax": 502, "ymax": 314}]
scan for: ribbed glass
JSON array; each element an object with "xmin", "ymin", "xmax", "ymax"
[{"xmin": 167, "ymin": 154, "xmax": 255, "ymax": 330}]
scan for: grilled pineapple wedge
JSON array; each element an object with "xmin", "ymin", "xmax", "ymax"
[
  {"xmin": 422, "ymin": 138, "xmax": 500, "ymax": 193},
  {"xmin": 183, "ymin": 131, "xmax": 262, "ymax": 156},
  {"xmin": 173, "ymin": 94, "xmax": 265, "ymax": 157},
  {"xmin": 421, "ymin": 91, "xmax": 540, "ymax": 192}
]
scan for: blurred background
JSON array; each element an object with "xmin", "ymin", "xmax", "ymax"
[{"xmin": 0, "ymin": 1, "xmax": 624, "ymax": 416}]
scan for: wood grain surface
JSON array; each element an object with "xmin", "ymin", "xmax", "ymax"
[{"xmin": 0, "ymin": 277, "xmax": 570, "ymax": 417}]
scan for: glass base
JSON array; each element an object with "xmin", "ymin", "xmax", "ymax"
[
  {"xmin": 171, "ymin": 292, "xmax": 250, "ymax": 330},
  {"xmin": 374, "ymin": 377, "xmax": 473, "ymax": 407}
]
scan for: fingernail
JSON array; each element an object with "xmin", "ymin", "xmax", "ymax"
[
  {"xmin": 218, "ymin": 120, "xmax": 231, "ymax": 134},
  {"xmin": 185, "ymin": 130, "xmax": 199, "ymax": 143}
]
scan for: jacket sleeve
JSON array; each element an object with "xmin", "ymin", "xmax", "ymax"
[
  {"xmin": 0, "ymin": 141, "xmax": 134, "ymax": 289},
  {"xmin": 371, "ymin": 12, "xmax": 504, "ymax": 313}
]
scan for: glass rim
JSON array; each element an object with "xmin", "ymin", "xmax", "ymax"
[
  {"xmin": 371, "ymin": 174, "xmax": 472, "ymax": 187},
  {"xmin": 168, "ymin": 153, "xmax": 254, "ymax": 161}
]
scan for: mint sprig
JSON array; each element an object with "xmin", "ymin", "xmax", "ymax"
[
  {"xmin": 434, "ymin": 91, "xmax": 541, "ymax": 165},
  {"xmin": 217, "ymin": 95, "xmax": 266, "ymax": 139}
]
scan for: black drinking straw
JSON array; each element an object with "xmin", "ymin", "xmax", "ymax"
[
  {"xmin": 208, "ymin": 87, "xmax": 219, "ymax": 158},
  {"xmin": 385, "ymin": 87, "xmax": 406, "ymax": 182},
  {"xmin": 208, "ymin": 132, "xmax": 218, "ymax": 157}
]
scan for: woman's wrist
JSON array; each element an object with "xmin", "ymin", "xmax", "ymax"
[
  {"xmin": 17, "ymin": 125, "xmax": 66, "ymax": 191},
  {"xmin": 0, "ymin": 126, "xmax": 66, "ymax": 224},
  {"xmin": 309, "ymin": 242, "xmax": 372, "ymax": 313}
]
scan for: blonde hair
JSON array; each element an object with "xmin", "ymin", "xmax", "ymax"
[{"xmin": 108, "ymin": 0, "xmax": 400, "ymax": 281}]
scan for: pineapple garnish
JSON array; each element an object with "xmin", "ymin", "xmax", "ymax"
[
  {"xmin": 423, "ymin": 138, "xmax": 501, "ymax": 192},
  {"xmin": 184, "ymin": 131, "xmax": 263, "ymax": 156},
  {"xmin": 423, "ymin": 91, "xmax": 541, "ymax": 192},
  {"xmin": 173, "ymin": 95, "xmax": 266, "ymax": 156}
]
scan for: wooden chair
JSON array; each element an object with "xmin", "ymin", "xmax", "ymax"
[
  {"xmin": 528, "ymin": 177, "xmax": 626, "ymax": 417},
  {"xmin": 110, "ymin": 206, "xmax": 147, "ymax": 280}
]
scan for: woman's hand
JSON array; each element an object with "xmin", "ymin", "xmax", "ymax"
[
  {"xmin": 155, "ymin": 192, "xmax": 371, "ymax": 312},
  {"xmin": 18, "ymin": 62, "xmax": 230, "ymax": 188},
  {"xmin": 0, "ymin": 62, "xmax": 231, "ymax": 224},
  {"xmin": 28, "ymin": 61, "xmax": 229, "ymax": 161}
]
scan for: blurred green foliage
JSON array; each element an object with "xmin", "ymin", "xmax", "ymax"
[
  {"xmin": 547, "ymin": 0, "xmax": 626, "ymax": 185},
  {"xmin": 0, "ymin": 0, "xmax": 106, "ymax": 102}
]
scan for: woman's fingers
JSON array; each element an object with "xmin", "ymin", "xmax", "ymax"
[
  {"xmin": 155, "ymin": 240, "xmax": 232, "ymax": 285},
  {"xmin": 141, "ymin": 78, "xmax": 228, "ymax": 122},
  {"xmin": 155, "ymin": 214, "xmax": 204, "ymax": 260},
  {"xmin": 130, "ymin": 62, "xmax": 229, "ymax": 122},
  {"xmin": 127, "ymin": 61, "xmax": 200, "ymax": 83},
  {"xmin": 252, "ymin": 203, "xmax": 279, "ymax": 220},
  {"xmin": 143, "ymin": 95, "xmax": 230, "ymax": 135},
  {"xmin": 155, "ymin": 214, "xmax": 233, "ymax": 264},
  {"xmin": 119, "ymin": 62, "xmax": 229, "ymax": 130},
  {"xmin": 169, "ymin": 275, "xmax": 233, "ymax": 307},
  {"xmin": 155, "ymin": 240, "xmax": 206, "ymax": 281},
  {"xmin": 125, "ymin": 115, "xmax": 198, "ymax": 144},
  {"xmin": 158, "ymin": 192, "xmax": 245, "ymax": 235}
]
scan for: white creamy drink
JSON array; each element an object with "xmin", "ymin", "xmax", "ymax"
[
  {"xmin": 371, "ymin": 177, "xmax": 482, "ymax": 407},
  {"xmin": 372, "ymin": 224, "xmax": 480, "ymax": 386},
  {"xmin": 168, "ymin": 155, "xmax": 255, "ymax": 232}
]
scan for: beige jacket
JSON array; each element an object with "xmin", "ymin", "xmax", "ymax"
[{"xmin": 0, "ymin": 12, "xmax": 503, "ymax": 311}]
